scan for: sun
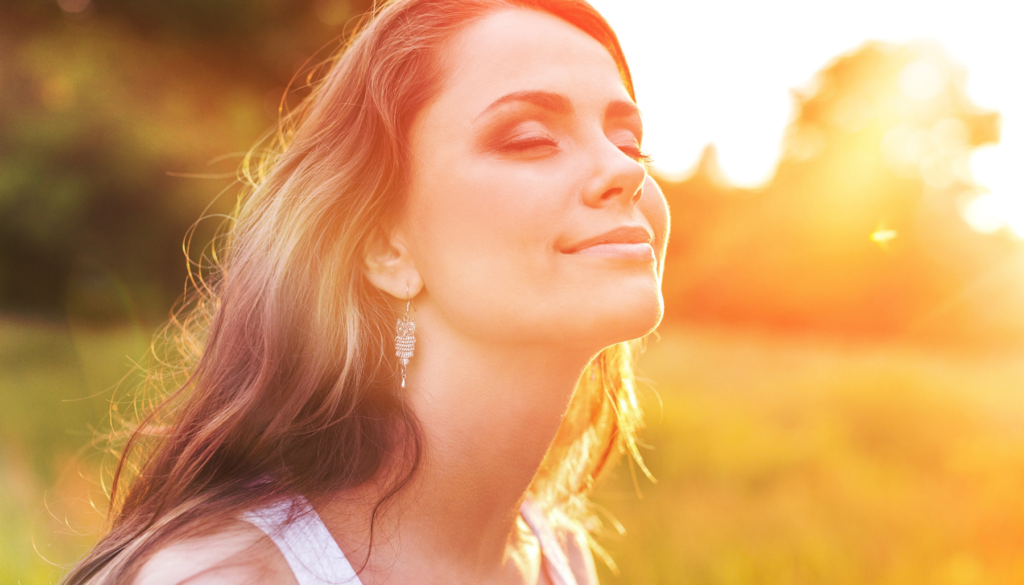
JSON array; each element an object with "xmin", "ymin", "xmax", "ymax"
[{"xmin": 589, "ymin": 0, "xmax": 1023, "ymax": 235}]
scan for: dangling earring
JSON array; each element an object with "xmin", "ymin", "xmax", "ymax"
[{"xmin": 395, "ymin": 290, "xmax": 416, "ymax": 389}]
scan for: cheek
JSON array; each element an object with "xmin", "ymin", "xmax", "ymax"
[
  {"xmin": 412, "ymin": 167, "xmax": 553, "ymax": 259},
  {"xmin": 406, "ymin": 162, "xmax": 573, "ymax": 311}
]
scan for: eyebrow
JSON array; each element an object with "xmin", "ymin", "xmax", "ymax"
[
  {"xmin": 475, "ymin": 90, "xmax": 643, "ymax": 132},
  {"xmin": 606, "ymin": 99, "xmax": 643, "ymax": 123},
  {"xmin": 475, "ymin": 90, "xmax": 573, "ymax": 121}
]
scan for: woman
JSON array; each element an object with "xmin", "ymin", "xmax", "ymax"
[{"xmin": 64, "ymin": 0, "xmax": 669, "ymax": 583}]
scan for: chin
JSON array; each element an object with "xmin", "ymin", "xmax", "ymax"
[
  {"xmin": 577, "ymin": 283, "xmax": 664, "ymax": 349},
  {"xmin": 612, "ymin": 294, "xmax": 664, "ymax": 342}
]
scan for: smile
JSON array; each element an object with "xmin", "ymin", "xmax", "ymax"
[
  {"xmin": 573, "ymin": 242, "xmax": 655, "ymax": 260},
  {"xmin": 563, "ymin": 225, "xmax": 655, "ymax": 261}
]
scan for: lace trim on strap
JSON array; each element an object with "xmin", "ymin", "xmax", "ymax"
[{"xmin": 241, "ymin": 498, "xmax": 362, "ymax": 585}]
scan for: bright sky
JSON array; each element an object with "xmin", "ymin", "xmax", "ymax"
[{"xmin": 589, "ymin": 0, "xmax": 1023, "ymax": 234}]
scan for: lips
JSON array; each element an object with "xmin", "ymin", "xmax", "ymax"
[{"xmin": 562, "ymin": 225, "xmax": 654, "ymax": 254}]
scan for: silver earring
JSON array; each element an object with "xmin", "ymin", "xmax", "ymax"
[{"xmin": 395, "ymin": 292, "xmax": 415, "ymax": 388}]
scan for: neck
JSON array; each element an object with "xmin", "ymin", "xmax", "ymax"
[{"xmin": 320, "ymin": 305, "xmax": 595, "ymax": 583}]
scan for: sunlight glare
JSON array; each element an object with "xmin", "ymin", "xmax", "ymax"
[
  {"xmin": 962, "ymin": 193, "xmax": 1004, "ymax": 234},
  {"xmin": 870, "ymin": 228, "xmax": 898, "ymax": 244},
  {"xmin": 590, "ymin": 0, "xmax": 1023, "ymax": 213},
  {"xmin": 963, "ymin": 193, "xmax": 1024, "ymax": 240},
  {"xmin": 898, "ymin": 59, "xmax": 948, "ymax": 101},
  {"xmin": 971, "ymin": 145, "xmax": 1011, "ymax": 195},
  {"xmin": 962, "ymin": 145, "xmax": 1024, "ymax": 238}
]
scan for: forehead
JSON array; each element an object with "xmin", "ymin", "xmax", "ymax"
[{"xmin": 433, "ymin": 8, "xmax": 632, "ymax": 117}]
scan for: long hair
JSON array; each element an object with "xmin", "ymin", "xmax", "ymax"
[{"xmin": 63, "ymin": 0, "xmax": 648, "ymax": 582}]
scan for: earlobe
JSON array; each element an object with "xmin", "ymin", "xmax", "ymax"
[{"xmin": 363, "ymin": 230, "xmax": 423, "ymax": 300}]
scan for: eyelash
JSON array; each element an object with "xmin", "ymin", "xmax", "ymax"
[
  {"xmin": 500, "ymin": 136, "xmax": 558, "ymax": 153},
  {"xmin": 620, "ymin": 144, "xmax": 654, "ymax": 164},
  {"xmin": 499, "ymin": 136, "xmax": 652, "ymax": 164}
]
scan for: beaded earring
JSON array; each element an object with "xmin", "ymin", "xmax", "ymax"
[{"xmin": 395, "ymin": 292, "xmax": 415, "ymax": 388}]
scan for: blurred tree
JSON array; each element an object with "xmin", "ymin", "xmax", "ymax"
[
  {"xmin": 659, "ymin": 42, "xmax": 1020, "ymax": 345},
  {"xmin": 0, "ymin": 0, "xmax": 372, "ymax": 322}
]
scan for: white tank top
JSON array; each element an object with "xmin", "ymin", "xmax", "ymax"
[{"xmin": 242, "ymin": 498, "xmax": 595, "ymax": 585}]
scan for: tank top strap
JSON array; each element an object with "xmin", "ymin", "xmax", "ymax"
[
  {"xmin": 519, "ymin": 499, "xmax": 597, "ymax": 585},
  {"xmin": 241, "ymin": 498, "xmax": 362, "ymax": 585},
  {"xmin": 243, "ymin": 497, "xmax": 596, "ymax": 585}
]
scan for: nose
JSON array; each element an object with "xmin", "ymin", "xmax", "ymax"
[{"xmin": 581, "ymin": 139, "xmax": 647, "ymax": 209}]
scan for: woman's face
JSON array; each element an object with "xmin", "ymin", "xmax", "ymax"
[{"xmin": 401, "ymin": 8, "xmax": 669, "ymax": 351}]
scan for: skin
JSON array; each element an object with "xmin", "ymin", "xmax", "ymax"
[{"xmin": 135, "ymin": 8, "xmax": 668, "ymax": 585}]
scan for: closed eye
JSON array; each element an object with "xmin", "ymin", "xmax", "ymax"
[
  {"xmin": 618, "ymin": 143, "xmax": 653, "ymax": 164},
  {"xmin": 497, "ymin": 135, "xmax": 559, "ymax": 154}
]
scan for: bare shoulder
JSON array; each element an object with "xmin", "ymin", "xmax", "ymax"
[{"xmin": 132, "ymin": 519, "xmax": 297, "ymax": 585}]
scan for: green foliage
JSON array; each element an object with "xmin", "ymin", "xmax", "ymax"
[{"xmin": 0, "ymin": 0, "xmax": 372, "ymax": 322}]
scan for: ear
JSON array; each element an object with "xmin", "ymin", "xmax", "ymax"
[{"xmin": 363, "ymin": 227, "xmax": 423, "ymax": 300}]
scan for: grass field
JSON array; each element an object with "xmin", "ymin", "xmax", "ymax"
[
  {"xmin": 596, "ymin": 328, "xmax": 1024, "ymax": 584},
  {"xmin": 3, "ymin": 317, "xmax": 1024, "ymax": 584},
  {"xmin": 0, "ymin": 317, "xmax": 151, "ymax": 584}
]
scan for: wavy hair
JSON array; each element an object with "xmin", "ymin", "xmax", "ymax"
[{"xmin": 63, "ymin": 0, "xmax": 649, "ymax": 582}]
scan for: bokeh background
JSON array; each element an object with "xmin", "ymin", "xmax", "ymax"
[{"xmin": 3, "ymin": 0, "xmax": 1024, "ymax": 583}]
